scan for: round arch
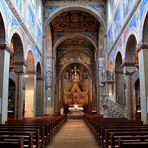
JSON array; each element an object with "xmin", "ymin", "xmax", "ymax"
[
  {"xmin": 125, "ymin": 34, "xmax": 137, "ymax": 62},
  {"xmin": 124, "ymin": 29, "xmax": 138, "ymax": 55},
  {"xmin": 26, "ymin": 50, "xmax": 35, "ymax": 74},
  {"xmin": 10, "ymin": 33, "xmax": 24, "ymax": 62},
  {"xmin": 44, "ymin": 5, "xmax": 106, "ymax": 33},
  {"xmin": 115, "ymin": 51, "xmax": 125, "ymax": 106},
  {"xmin": 142, "ymin": 12, "xmax": 148, "ymax": 42},
  {"xmin": 9, "ymin": 27, "xmax": 24, "ymax": 49},
  {"xmin": 0, "ymin": 12, "xmax": 6, "ymax": 43},
  {"xmin": 115, "ymin": 51, "xmax": 123, "ymax": 71},
  {"xmin": 53, "ymin": 33, "xmax": 97, "ymax": 53},
  {"xmin": 59, "ymin": 61, "xmax": 92, "ymax": 79},
  {"xmin": 36, "ymin": 61, "xmax": 42, "ymax": 77}
]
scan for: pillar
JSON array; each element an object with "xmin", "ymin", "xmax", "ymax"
[
  {"xmin": 36, "ymin": 76, "xmax": 43, "ymax": 116},
  {"xmin": 138, "ymin": 43, "xmax": 148, "ymax": 123},
  {"xmin": 45, "ymin": 56, "xmax": 54, "ymax": 114},
  {"xmin": 0, "ymin": 44, "xmax": 10, "ymax": 123},
  {"xmin": 123, "ymin": 65, "xmax": 136, "ymax": 120},
  {"xmin": 14, "ymin": 61, "xmax": 26, "ymax": 120}
]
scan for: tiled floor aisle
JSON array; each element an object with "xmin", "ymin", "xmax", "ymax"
[{"xmin": 46, "ymin": 119, "xmax": 100, "ymax": 148}]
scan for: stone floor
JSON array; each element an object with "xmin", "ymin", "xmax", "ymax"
[{"xmin": 45, "ymin": 119, "xmax": 100, "ymax": 148}]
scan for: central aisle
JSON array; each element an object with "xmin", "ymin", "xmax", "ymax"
[{"xmin": 46, "ymin": 119, "xmax": 100, "ymax": 148}]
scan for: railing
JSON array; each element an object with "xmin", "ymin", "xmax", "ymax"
[{"xmin": 100, "ymin": 95, "xmax": 127, "ymax": 118}]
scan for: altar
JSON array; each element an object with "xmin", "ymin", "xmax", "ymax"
[{"xmin": 68, "ymin": 104, "xmax": 84, "ymax": 118}]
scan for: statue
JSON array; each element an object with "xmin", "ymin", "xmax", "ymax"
[{"xmin": 64, "ymin": 71, "xmax": 70, "ymax": 79}]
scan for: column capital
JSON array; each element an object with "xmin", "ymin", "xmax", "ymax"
[
  {"xmin": 121, "ymin": 61, "xmax": 137, "ymax": 75},
  {"xmin": 137, "ymin": 42, "xmax": 148, "ymax": 53},
  {"xmin": 14, "ymin": 60, "xmax": 27, "ymax": 66},
  {"xmin": 14, "ymin": 60, "xmax": 27, "ymax": 74},
  {"xmin": 0, "ymin": 43, "xmax": 11, "ymax": 53}
]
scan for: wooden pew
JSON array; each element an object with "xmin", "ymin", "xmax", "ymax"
[
  {"xmin": 111, "ymin": 134, "xmax": 148, "ymax": 148},
  {"xmin": 118, "ymin": 139, "xmax": 148, "ymax": 148},
  {"xmin": 0, "ymin": 131, "xmax": 37, "ymax": 148},
  {"xmin": 102, "ymin": 127, "xmax": 148, "ymax": 148},
  {"xmin": 84, "ymin": 114, "xmax": 143, "ymax": 143},
  {"xmin": 0, "ymin": 125, "xmax": 45, "ymax": 147},
  {"xmin": 0, "ymin": 137, "xmax": 24, "ymax": 148},
  {"xmin": 6, "ymin": 114, "xmax": 67, "ymax": 146},
  {"xmin": 0, "ymin": 128, "xmax": 40, "ymax": 148},
  {"xmin": 105, "ymin": 131, "xmax": 148, "ymax": 148},
  {"xmin": 0, "ymin": 134, "xmax": 32, "ymax": 148},
  {"xmin": 97, "ymin": 119, "xmax": 143, "ymax": 141}
]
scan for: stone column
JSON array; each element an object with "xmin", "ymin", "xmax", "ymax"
[
  {"xmin": 0, "ymin": 44, "xmax": 10, "ymax": 123},
  {"xmin": 138, "ymin": 43, "xmax": 148, "ymax": 123},
  {"xmin": 123, "ymin": 65, "xmax": 136, "ymax": 120},
  {"xmin": 88, "ymin": 79, "xmax": 92, "ymax": 112},
  {"xmin": 59, "ymin": 78, "xmax": 62, "ymax": 107},
  {"xmin": 96, "ymin": 57, "xmax": 100, "ymax": 112},
  {"xmin": 36, "ymin": 76, "xmax": 43, "ymax": 116},
  {"xmin": 45, "ymin": 56, "xmax": 54, "ymax": 114},
  {"xmin": 14, "ymin": 61, "xmax": 26, "ymax": 120}
]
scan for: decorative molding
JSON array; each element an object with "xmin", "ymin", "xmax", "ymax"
[
  {"xmin": 13, "ymin": 60, "xmax": 27, "ymax": 66},
  {"xmin": 5, "ymin": 0, "xmax": 43, "ymax": 58},
  {"xmin": 0, "ymin": 43, "xmax": 11, "ymax": 53},
  {"xmin": 45, "ymin": 0, "xmax": 101, "ymax": 6},
  {"xmin": 137, "ymin": 42, "xmax": 148, "ymax": 52}
]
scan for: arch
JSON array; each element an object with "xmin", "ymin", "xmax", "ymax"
[
  {"xmin": 53, "ymin": 33, "xmax": 97, "ymax": 55},
  {"xmin": 124, "ymin": 29, "xmax": 138, "ymax": 53},
  {"xmin": 44, "ymin": 5, "xmax": 106, "ymax": 33},
  {"xmin": 62, "ymin": 62, "xmax": 90, "ymax": 79},
  {"xmin": 59, "ymin": 61, "xmax": 92, "ymax": 79},
  {"xmin": 125, "ymin": 34, "xmax": 137, "ymax": 62},
  {"xmin": 142, "ymin": 12, "xmax": 148, "ymax": 42},
  {"xmin": 10, "ymin": 33, "xmax": 24, "ymax": 62},
  {"xmin": 9, "ymin": 27, "xmax": 24, "ymax": 49},
  {"xmin": 0, "ymin": 12, "xmax": 6, "ymax": 43},
  {"xmin": 26, "ymin": 50, "xmax": 35, "ymax": 73},
  {"xmin": 36, "ymin": 61, "xmax": 42, "ymax": 77},
  {"xmin": 115, "ymin": 51, "xmax": 123, "ymax": 71},
  {"xmin": 115, "ymin": 52, "xmax": 125, "ymax": 106}
]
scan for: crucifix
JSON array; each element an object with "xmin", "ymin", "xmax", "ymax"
[{"xmin": 71, "ymin": 66, "xmax": 79, "ymax": 80}]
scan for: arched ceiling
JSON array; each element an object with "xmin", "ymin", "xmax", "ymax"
[
  {"xmin": 51, "ymin": 10, "xmax": 99, "ymax": 32},
  {"xmin": 57, "ymin": 36, "xmax": 94, "ymax": 60},
  {"xmin": 51, "ymin": 10, "xmax": 100, "ymax": 46},
  {"xmin": 50, "ymin": 8, "xmax": 101, "ymax": 72}
]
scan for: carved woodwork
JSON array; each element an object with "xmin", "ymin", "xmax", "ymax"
[{"xmin": 63, "ymin": 64, "xmax": 89, "ymax": 105}]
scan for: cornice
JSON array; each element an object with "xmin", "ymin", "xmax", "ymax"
[{"xmin": 44, "ymin": 0, "xmax": 101, "ymax": 5}]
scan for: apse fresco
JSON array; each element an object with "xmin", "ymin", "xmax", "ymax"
[{"xmin": 63, "ymin": 64, "xmax": 89, "ymax": 105}]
